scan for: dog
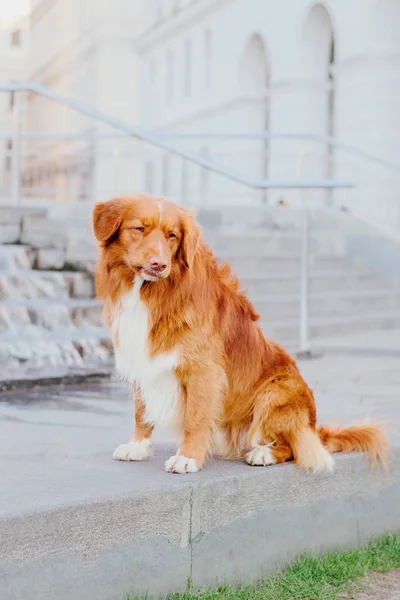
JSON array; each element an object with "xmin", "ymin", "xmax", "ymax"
[{"xmin": 93, "ymin": 194, "xmax": 388, "ymax": 474}]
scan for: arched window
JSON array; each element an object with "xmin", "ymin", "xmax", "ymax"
[
  {"xmin": 303, "ymin": 4, "xmax": 334, "ymax": 81},
  {"xmin": 301, "ymin": 3, "xmax": 335, "ymax": 202},
  {"xmin": 239, "ymin": 34, "xmax": 269, "ymax": 96},
  {"xmin": 238, "ymin": 34, "xmax": 270, "ymax": 202},
  {"xmin": 302, "ymin": 4, "xmax": 335, "ymax": 134}
]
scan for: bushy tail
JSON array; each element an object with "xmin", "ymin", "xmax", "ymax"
[
  {"xmin": 288, "ymin": 428, "xmax": 335, "ymax": 473},
  {"xmin": 318, "ymin": 423, "xmax": 388, "ymax": 468}
]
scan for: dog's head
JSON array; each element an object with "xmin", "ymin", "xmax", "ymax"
[{"xmin": 92, "ymin": 195, "xmax": 200, "ymax": 281}]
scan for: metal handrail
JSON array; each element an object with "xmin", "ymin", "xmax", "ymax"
[
  {"xmin": 0, "ymin": 82, "xmax": 357, "ymax": 356},
  {"xmin": 0, "ymin": 82, "xmax": 353, "ymax": 191},
  {"xmin": 157, "ymin": 132, "xmax": 400, "ymax": 173},
  {"xmin": 0, "ymin": 128, "xmax": 398, "ymax": 173}
]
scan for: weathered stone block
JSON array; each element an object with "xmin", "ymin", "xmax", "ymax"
[
  {"xmin": 37, "ymin": 249, "xmax": 66, "ymax": 270},
  {"xmin": 21, "ymin": 216, "xmax": 68, "ymax": 250},
  {"xmin": 0, "ymin": 224, "xmax": 21, "ymax": 244},
  {"xmin": 70, "ymin": 274, "xmax": 95, "ymax": 298},
  {"xmin": 65, "ymin": 232, "xmax": 97, "ymax": 268},
  {"xmin": 0, "ymin": 206, "xmax": 48, "ymax": 245},
  {"xmin": 0, "ymin": 245, "xmax": 31, "ymax": 270}
]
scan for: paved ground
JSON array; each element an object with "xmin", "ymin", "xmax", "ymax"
[
  {"xmin": 1, "ymin": 351, "xmax": 400, "ymax": 599},
  {"xmin": 314, "ymin": 328, "xmax": 400, "ymax": 355},
  {"xmin": 0, "ymin": 351, "xmax": 399, "ymax": 520},
  {"xmin": 1, "ymin": 352, "xmax": 399, "ymax": 517}
]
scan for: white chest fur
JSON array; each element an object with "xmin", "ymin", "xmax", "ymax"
[{"xmin": 112, "ymin": 279, "xmax": 181, "ymax": 429}]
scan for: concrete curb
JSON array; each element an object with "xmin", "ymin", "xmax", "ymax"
[
  {"xmin": 2, "ymin": 450, "xmax": 400, "ymax": 600},
  {"xmin": 0, "ymin": 369, "xmax": 112, "ymax": 394}
]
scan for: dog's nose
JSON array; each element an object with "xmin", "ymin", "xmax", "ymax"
[{"xmin": 149, "ymin": 255, "xmax": 167, "ymax": 271}]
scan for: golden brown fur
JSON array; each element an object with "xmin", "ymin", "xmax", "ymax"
[{"xmin": 93, "ymin": 195, "xmax": 388, "ymax": 472}]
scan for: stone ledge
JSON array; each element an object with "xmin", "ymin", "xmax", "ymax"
[
  {"xmin": 2, "ymin": 448, "xmax": 399, "ymax": 600},
  {"xmin": 0, "ymin": 368, "xmax": 112, "ymax": 394}
]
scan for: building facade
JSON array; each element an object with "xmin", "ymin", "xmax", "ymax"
[
  {"xmin": 136, "ymin": 0, "xmax": 400, "ymax": 227},
  {"xmin": 1, "ymin": 0, "xmax": 400, "ymax": 230},
  {"xmin": 0, "ymin": 16, "xmax": 28, "ymax": 195}
]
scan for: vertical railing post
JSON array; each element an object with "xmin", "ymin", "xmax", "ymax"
[
  {"xmin": 297, "ymin": 149, "xmax": 311, "ymax": 357},
  {"xmin": 298, "ymin": 206, "xmax": 310, "ymax": 355},
  {"xmin": 11, "ymin": 91, "xmax": 22, "ymax": 205}
]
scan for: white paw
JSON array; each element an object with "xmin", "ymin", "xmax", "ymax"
[
  {"xmin": 113, "ymin": 439, "xmax": 152, "ymax": 461},
  {"xmin": 164, "ymin": 454, "xmax": 199, "ymax": 474},
  {"xmin": 245, "ymin": 445, "xmax": 276, "ymax": 466}
]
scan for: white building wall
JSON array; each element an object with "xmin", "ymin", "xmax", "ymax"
[
  {"xmin": 25, "ymin": 0, "xmax": 151, "ymax": 201},
  {"xmin": 4, "ymin": 0, "xmax": 399, "ymax": 229},
  {"xmin": 0, "ymin": 17, "xmax": 29, "ymax": 195},
  {"xmin": 136, "ymin": 0, "xmax": 400, "ymax": 227}
]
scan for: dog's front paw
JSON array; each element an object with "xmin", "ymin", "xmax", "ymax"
[
  {"xmin": 164, "ymin": 454, "xmax": 199, "ymax": 474},
  {"xmin": 113, "ymin": 439, "xmax": 152, "ymax": 461}
]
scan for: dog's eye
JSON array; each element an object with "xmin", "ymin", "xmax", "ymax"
[
  {"xmin": 133, "ymin": 226, "xmax": 144, "ymax": 233},
  {"xmin": 169, "ymin": 232, "xmax": 177, "ymax": 239}
]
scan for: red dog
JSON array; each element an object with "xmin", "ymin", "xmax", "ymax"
[{"xmin": 93, "ymin": 195, "xmax": 387, "ymax": 474}]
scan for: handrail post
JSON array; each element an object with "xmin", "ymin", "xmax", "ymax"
[
  {"xmin": 297, "ymin": 149, "xmax": 312, "ymax": 358},
  {"xmin": 11, "ymin": 91, "xmax": 22, "ymax": 205},
  {"xmin": 299, "ymin": 207, "xmax": 310, "ymax": 356}
]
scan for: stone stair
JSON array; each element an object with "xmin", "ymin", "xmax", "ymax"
[
  {"xmin": 199, "ymin": 207, "xmax": 400, "ymax": 347},
  {"xmin": 0, "ymin": 245, "xmax": 111, "ymax": 385},
  {"xmin": 1, "ymin": 203, "xmax": 400, "ymax": 384}
]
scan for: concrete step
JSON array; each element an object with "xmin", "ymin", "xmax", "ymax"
[
  {"xmin": 221, "ymin": 253, "xmax": 356, "ymax": 273},
  {"xmin": 241, "ymin": 272, "xmax": 400, "ymax": 295},
  {"xmin": 252, "ymin": 288, "xmax": 400, "ymax": 319},
  {"xmin": 0, "ymin": 324, "xmax": 109, "ymax": 344},
  {"xmin": 0, "ymin": 269, "xmax": 94, "ymax": 299},
  {"xmin": 1, "ymin": 373, "xmax": 399, "ymax": 600},
  {"xmin": 261, "ymin": 309, "xmax": 400, "ymax": 344},
  {"xmin": 0, "ymin": 297, "xmax": 101, "ymax": 308},
  {"xmin": 0, "ymin": 325, "xmax": 112, "ymax": 382},
  {"xmin": 198, "ymin": 204, "xmax": 338, "ymax": 230},
  {"xmin": 0, "ymin": 245, "xmax": 33, "ymax": 270},
  {"xmin": 0, "ymin": 298, "xmax": 102, "ymax": 332},
  {"xmin": 312, "ymin": 328, "xmax": 400, "ymax": 355},
  {"xmin": 210, "ymin": 231, "xmax": 345, "ymax": 257}
]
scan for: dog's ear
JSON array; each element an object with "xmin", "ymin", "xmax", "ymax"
[
  {"xmin": 179, "ymin": 207, "xmax": 200, "ymax": 269},
  {"xmin": 92, "ymin": 198, "xmax": 125, "ymax": 243}
]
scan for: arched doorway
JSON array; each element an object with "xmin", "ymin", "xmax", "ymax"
[
  {"xmin": 238, "ymin": 34, "xmax": 270, "ymax": 202},
  {"xmin": 303, "ymin": 3, "xmax": 335, "ymax": 135},
  {"xmin": 301, "ymin": 3, "xmax": 335, "ymax": 204}
]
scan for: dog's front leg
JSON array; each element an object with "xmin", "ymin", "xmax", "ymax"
[
  {"xmin": 113, "ymin": 382, "xmax": 154, "ymax": 461},
  {"xmin": 165, "ymin": 365, "xmax": 225, "ymax": 474}
]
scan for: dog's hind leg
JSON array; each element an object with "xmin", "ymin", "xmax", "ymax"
[{"xmin": 244, "ymin": 371, "xmax": 334, "ymax": 471}]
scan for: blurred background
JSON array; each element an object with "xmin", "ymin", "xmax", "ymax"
[{"xmin": 1, "ymin": 0, "xmax": 400, "ymax": 383}]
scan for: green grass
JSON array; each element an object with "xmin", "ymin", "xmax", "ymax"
[{"xmin": 128, "ymin": 533, "xmax": 400, "ymax": 600}]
